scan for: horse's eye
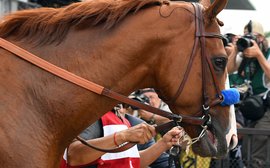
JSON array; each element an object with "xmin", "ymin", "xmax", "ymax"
[{"xmin": 212, "ymin": 57, "xmax": 227, "ymax": 72}]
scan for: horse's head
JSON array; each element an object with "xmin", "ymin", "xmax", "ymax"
[{"xmin": 153, "ymin": 0, "xmax": 236, "ymax": 157}]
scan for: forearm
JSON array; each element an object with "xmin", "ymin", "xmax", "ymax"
[
  {"xmin": 154, "ymin": 115, "xmax": 170, "ymax": 125},
  {"xmin": 226, "ymin": 45, "xmax": 239, "ymax": 74},
  {"xmin": 68, "ymin": 133, "xmax": 124, "ymax": 166},
  {"xmin": 139, "ymin": 140, "xmax": 168, "ymax": 168},
  {"xmin": 227, "ymin": 52, "xmax": 238, "ymax": 74},
  {"xmin": 257, "ymin": 52, "xmax": 270, "ymax": 79},
  {"xmin": 139, "ymin": 111, "xmax": 170, "ymax": 125}
]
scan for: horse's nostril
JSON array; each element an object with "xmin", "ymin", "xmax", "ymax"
[{"xmin": 229, "ymin": 134, "xmax": 238, "ymax": 150}]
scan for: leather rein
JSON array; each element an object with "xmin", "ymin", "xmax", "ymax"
[{"xmin": 0, "ymin": 3, "xmax": 224, "ymax": 152}]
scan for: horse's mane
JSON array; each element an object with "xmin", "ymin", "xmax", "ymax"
[{"xmin": 0, "ymin": 0, "xmax": 163, "ymax": 45}]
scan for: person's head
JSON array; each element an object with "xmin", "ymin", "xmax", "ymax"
[
  {"xmin": 244, "ymin": 20, "xmax": 264, "ymax": 36},
  {"xmin": 113, "ymin": 104, "xmax": 128, "ymax": 116},
  {"xmin": 243, "ymin": 20, "xmax": 268, "ymax": 52},
  {"xmin": 140, "ymin": 88, "xmax": 161, "ymax": 108}
]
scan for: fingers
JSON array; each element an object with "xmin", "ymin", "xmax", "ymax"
[
  {"xmin": 124, "ymin": 123, "xmax": 156, "ymax": 144},
  {"xmin": 161, "ymin": 126, "xmax": 186, "ymax": 148},
  {"xmin": 141, "ymin": 123, "xmax": 156, "ymax": 144},
  {"xmin": 243, "ymin": 39, "xmax": 261, "ymax": 58},
  {"xmin": 123, "ymin": 124, "xmax": 186, "ymax": 147}
]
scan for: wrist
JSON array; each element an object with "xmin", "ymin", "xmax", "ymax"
[
  {"xmin": 149, "ymin": 114, "xmax": 156, "ymax": 125},
  {"xmin": 113, "ymin": 132, "xmax": 120, "ymax": 147},
  {"xmin": 115, "ymin": 131, "xmax": 126, "ymax": 145},
  {"xmin": 257, "ymin": 52, "xmax": 265, "ymax": 59},
  {"xmin": 157, "ymin": 138, "xmax": 171, "ymax": 150}
]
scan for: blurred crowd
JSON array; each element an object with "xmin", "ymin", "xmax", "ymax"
[{"xmin": 221, "ymin": 20, "xmax": 270, "ymax": 168}]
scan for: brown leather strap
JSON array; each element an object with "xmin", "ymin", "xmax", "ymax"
[
  {"xmin": 0, "ymin": 38, "xmax": 105, "ymax": 95},
  {"xmin": 194, "ymin": 3, "xmax": 223, "ymax": 110},
  {"xmin": 76, "ymin": 136, "xmax": 137, "ymax": 153},
  {"xmin": 167, "ymin": 24, "xmax": 199, "ymax": 103},
  {"xmin": 197, "ymin": 3, "xmax": 210, "ymax": 110},
  {"xmin": 165, "ymin": 3, "xmax": 223, "ymax": 108}
]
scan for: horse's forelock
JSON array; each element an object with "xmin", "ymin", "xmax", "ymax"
[{"xmin": 0, "ymin": 0, "xmax": 163, "ymax": 45}]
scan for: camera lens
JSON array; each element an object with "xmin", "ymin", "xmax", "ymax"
[{"xmin": 236, "ymin": 37, "xmax": 253, "ymax": 52}]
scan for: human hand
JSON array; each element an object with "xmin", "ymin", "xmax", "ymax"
[
  {"xmin": 159, "ymin": 126, "xmax": 185, "ymax": 149},
  {"xmin": 225, "ymin": 43, "xmax": 237, "ymax": 57},
  {"xmin": 243, "ymin": 39, "xmax": 264, "ymax": 59},
  {"xmin": 118, "ymin": 123, "xmax": 156, "ymax": 144}
]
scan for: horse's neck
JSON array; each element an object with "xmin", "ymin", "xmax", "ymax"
[
  {"xmin": 0, "ymin": 34, "xmax": 154, "ymax": 167},
  {"xmin": 57, "ymin": 27, "xmax": 158, "ymax": 93},
  {"xmin": 19, "ymin": 25, "xmax": 158, "ymax": 135}
]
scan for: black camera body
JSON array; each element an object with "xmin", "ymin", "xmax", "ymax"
[
  {"xmin": 222, "ymin": 33, "xmax": 234, "ymax": 47},
  {"xmin": 129, "ymin": 91, "xmax": 150, "ymax": 110},
  {"xmin": 236, "ymin": 34, "xmax": 257, "ymax": 52}
]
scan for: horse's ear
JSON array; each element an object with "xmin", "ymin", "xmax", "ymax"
[
  {"xmin": 200, "ymin": 0, "xmax": 228, "ymax": 19},
  {"xmin": 199, "ymin": 0, "xmax": 211, "ymax": 8}
]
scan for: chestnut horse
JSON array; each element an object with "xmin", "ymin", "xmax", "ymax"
[{"xmin": 0, "ymin": 0, "xmax": 235, "ymax": 167}]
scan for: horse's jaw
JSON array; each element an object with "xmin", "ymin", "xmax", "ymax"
[{"xmin": 191, "ymin": 117, "xmax": 229, "ymax": 158}]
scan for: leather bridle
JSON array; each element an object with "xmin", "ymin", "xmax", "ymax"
[
  {"xmin": 0, "ymin": 3, "xmax": 225, "ymax": 152},
  {"xmin": 161, "ymin": 2, "xmax": 225, "ymax": 145}
]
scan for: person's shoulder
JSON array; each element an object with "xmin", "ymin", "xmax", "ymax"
[
  {"xmin": 125, "ymin": 114, "xmax": 145, "ymax": 126},
  {"xmin": 160, "ymin": 101, "xmax": 172, "ymax": 112},
  {"xmin": 79, "ymin": 120, "xmax": 103, "ymax": 140}
]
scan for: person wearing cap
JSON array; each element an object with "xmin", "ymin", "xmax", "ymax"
[
  {"xmin": 227, "ymin": 20, "xmax": 270, "ymax": 81},
  {"xmin": 226, "ymin": 20, "xmax": 270, "ymax": 167},
  {"xmin": 136, "ymin": 88, "xmax": 171, "ymax": 125}
]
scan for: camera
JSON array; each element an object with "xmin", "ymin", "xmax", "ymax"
[
  {"xmin": 128, "ymin": 91, "xmax": 150, "ymax": 110},
  {"xmin": 222, "ymin": 33, "xmax": 234, "ymax": 47},
  {"xmin": 236, "ymin": 34, "xmax": 257, "ymax": 52}
]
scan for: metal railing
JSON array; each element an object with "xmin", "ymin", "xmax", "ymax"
[
  {"xmin": 181, "ymin": 128, "xmax": 270, "ymax": 168},
  {"xmin": 238, "ymin": 128, "xmax": 270, "ymax": 168}
]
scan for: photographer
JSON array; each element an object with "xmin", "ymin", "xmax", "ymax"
[
  {"xmin": 129, "ymin": 88, "xmax": 171, "ymax": 125},
  {"xmin": 226, "ymin": 20, "xmax": 270, "ymax": 167},
  {"xmin": 136, "ymin": 88, "xmax": 171, "ymax": 125},
  {"xmin": 224, "ymin": 33, "xmax": 241, "ymax": 74}
]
